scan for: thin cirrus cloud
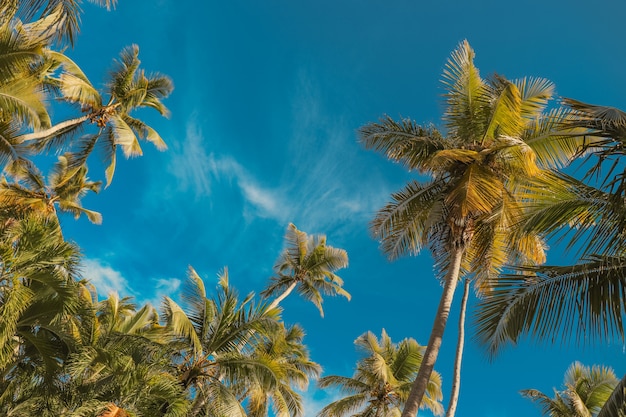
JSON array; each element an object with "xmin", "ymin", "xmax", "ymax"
[
  {"xmin": 167, "ymin": 127, "xmax": 386, "ymax": 235},
  {"xmin": 82, "ymin": 258, "xmax": 133, "ymax": 299},
  {"xmin": 162, "ymin": 68, "xmax": 393, "ymax": 235},
  {"xmin": 82, "ymin": 258, "xmax": 182, "ymax": 307}
]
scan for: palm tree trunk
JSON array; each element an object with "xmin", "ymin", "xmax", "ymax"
[
  {"xmin": 14, "ymin": 114, "xmax": 90, "ymax": 143},
  {"xmin": 401, "ymin": 246, "xmax": 464, "ymax": 417},
  {"xmin": 266, "ymin": 281, "xmax": 297, "ymax": 311},
  {"xmin": 445, "ymin": 277, "xmax": 470, "ymax": 417}
]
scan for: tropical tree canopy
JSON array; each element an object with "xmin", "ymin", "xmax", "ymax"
[
  {"xmin": 262, "ymin": 223, "xmax": 349, "ymax": 317},
  {"xmin": 522, "ymin": 362, "xmax": 620, "ymax": 417},
  {"xmin": 317, "ymin": 330, "xmax": 444, "ymax": 417}
]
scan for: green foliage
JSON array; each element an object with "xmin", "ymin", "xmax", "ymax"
[
  {"xmin": 318, "ymin": 330, "xmax": 444, "ymax": 417},
  {"xmin": 522, "ymin": 362, "xmax": 620, "ymax": 417}
]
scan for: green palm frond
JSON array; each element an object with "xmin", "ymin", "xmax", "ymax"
[
  {"xmin": 0, "ymin": 75, "xmax": 50, "ymax": 130},
  {"xmin": 359, "ymin": 116, "xmax": 446, "ymax": 172},
  {"xmin": 446, "ymin": 163, "xmax": 503, "ymax": 218},
  {"xmin": 123, "ymin": 114, "xmax": 167, "ymax": 150},
  {"xmin": 515, "ymin": 77, "xmax": 555, "ymax": 119},
  {"xmin": 522, "ymin": 362, "xmax": 619, "ymax": 417},
  {"xmin": 521, "ymin": 170, "xmax": 626, "ymax": 257},
  {"xmin": 482, "ymin": 75, "xmax": 523, "ymax": 143},
  {"xmin": 317, "ymin": 330, "xmax": 443, "ymax": 417},
  {"xmin": 441, "ymin": 39, "xmax": 486, "ymax": 144},
  {"xmin": 598, "ymin": 374, "xmax": 626, "ymax": 417},
  {"xmin": 372, "ymin": 179, "xmax": 447, "ymax": 260},
  {"xmin": 523, "ymin": 108, "xmax": 590, "ymax": 169},
  {"xmin": 161, "ymin": 296, "xmax": 203, "ymax": 359},
  {"xmin": 0, "ymin": 23, "xmax": 43, "ymax": 80},
  {"xmin": 8, "ymin": 1, "xmax": 117, "ymax": 45},
  {"xmin": 474, "ymin": 255, "xmax": 626, "ymax": 356},
  {"xmin": 563, "ymin": 97, "xmax": 626, "ymax": 137},
  {"xmin": 109, "ymin": 115, "xmax": 141, "ymax": 157}
]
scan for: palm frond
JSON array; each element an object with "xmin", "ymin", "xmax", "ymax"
[
  {"xmin": 441, "ymin": 39, "xmax": 486, "ymax": 144},
  {"xmin": 359, "ymin": 116, "xmax": 446, "ymax": 172},
  {"xmin": 372, "ymin": 179, "xmax": 447, "ymax": 260},
  {"xmin": 598, "ymin": 373, "xmax": 626, "ymax": 417},
  {"xmin": 474, "ymin": 255, "xmax": 626, "ymax": 356}
]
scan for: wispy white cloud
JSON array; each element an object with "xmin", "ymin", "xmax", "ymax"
[
  {"xmin": 143, "ymin": 277, "xmax": 183, "ymax": 309},
  {"xmin": 300, "ymin": 385, "xmax": 344, "ymax": 417},
  {"xmin": 159, "ymin": 70, "xmax": 393, "ymax": 236},
  {"xmin": 82, "ymin": 258, "xmax": 132, "ymax": 300},
  {"xmin": 168, "ymin": 120, "xmax": 215, "ymax": 197}
]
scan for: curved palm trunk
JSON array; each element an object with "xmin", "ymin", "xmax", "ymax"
[
  {"xmin": 401, "ymin": 246, "xmax": 464, "ymax": 417},
  {"xmin": 445, "ymin": 277, "xmax": 470, "ymax": 417},
  {"xmin": 266, "ymin": 281, "xmax": 297, "ymax": 311},
  {"xmin": 15, "ymin": 114, "xmax": 90, "ymax": 143}
]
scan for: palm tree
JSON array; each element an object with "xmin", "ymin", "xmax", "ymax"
[
  {"xmin": 244, "ymin": 323, "xmax": 321, "ymax": 417},
  {"xmin": 57, "ymin": 293, "xmax": 189, "ymax": 417},
  {"xmin": 522, "ymin": 362, "xmax": 619, "ymax": 417},
  {"xmin": 0, "ymin": 154, "xmax": 102, "ymax": 225},
  {"xmin": 359, "ymin": 40, "xmax": 585, "ymax": 416},
  {"xmin": 163, "ymin": 267, "xmax": 309, "ymax": 417},
  {"xmin": 261, "ymin": 223, "xmax": 349, "ymax": 317},
  {"xmin": 0, "ymin": 215, "xmax": 81, "ymax": 377},
  {"xmin": 16, "ymin": 44, "xmax": 173, "ymax": 186},
  {"xmin": 317, "ymin": 329, "xmax": 444, "ymax": 417}
]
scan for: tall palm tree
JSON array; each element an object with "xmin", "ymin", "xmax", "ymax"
[
  {"xmin": 317, "ymin": 329, "xmax": 444, "ymax": 417},
  {"xmin": 359, "ymin": 40, "xmax": 585, "ymax": 416},
  {"xmin": 522, "ymin": 362, "xmax": 619, "ymax": 417},
  {"xmin": 261, "ymin": 223, "xmax": 349, "ymax": 317}
]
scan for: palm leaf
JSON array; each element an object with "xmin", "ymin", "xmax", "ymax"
[
  {"xmin": 598, "ymin": 374, "xmax": 626, "ymax": 417},
  {"xmin": 359, "ymin": 116, "xmax": 446, "ymax": 172},
  {"xmin": 441, "ymin": 39, "xmax": 485, "ymax": 144},
  {"xmin": 474, "ymin": 255, "xmax": 626, "ymax": 356}
]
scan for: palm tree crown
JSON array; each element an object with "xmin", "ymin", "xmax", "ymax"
[
  {"xmin": 318, "ymin": 330, "xmax": 444, "ymax": 417},
  {"xmin": 261, "ymin": 223, "xmax": 349, "ymax": 317}
]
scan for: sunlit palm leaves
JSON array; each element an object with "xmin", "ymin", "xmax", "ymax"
[
  {"xmin": 522, "ymin": 362, "xmax": 619, "ymax": 417},
  {"xmin": 475, "ymin": 254, "xmax": 626, "ymax": 356},
  {"xmin": 598, "ymin": 374, "xmax": 626, "ymax": 417},
  {"xmin": 244, "ymin": 323, "xmax": 321, "ymax": 417},
  {"xmin": 318, "ymin": 330, "xmax": 444, "ymax": 417},
  {"xmin": 1, "ymin": 0, "xmax": 117, "ymax": 46},
  {"xmin": 0, "ymin": 154, "xmax": 101, "ymax": 224},
  {"xmin": 0, "ymin": 216, "xmax": 81, "ymax": 387},
  {"xmin": 164, "ymin": 267, "xmax": 315, "ymax": 417},
  {"xmin": 262, "ymin": 223, "xmax": 349, "ymax": 317}
]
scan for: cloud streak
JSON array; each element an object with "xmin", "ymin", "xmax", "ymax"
[{"xmin": 82, "ymin": 258, "xmax": 133, "ymax": 300}]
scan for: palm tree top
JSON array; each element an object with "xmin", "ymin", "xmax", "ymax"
[{"xmin": 261, "ymin": 223, "xmax": 349, "ymax": 317}]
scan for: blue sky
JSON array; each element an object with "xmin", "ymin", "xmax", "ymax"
[{"xmin": 58, "ymin": 1, "xmax": 625, "ymax": 416}]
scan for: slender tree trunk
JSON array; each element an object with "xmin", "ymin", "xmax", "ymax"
[
  {"xmin": 14, "ymin": 114, "xmax": 90, "ymax": 143},
  {"xmin": 401, "ymin": 246, "xmax": 465, "ymax": 417},
  {"xmin": 445, "ymin": 277, "xmax": 470, "ymax": 417},
  {"xmin": 266, "ymin": 281, "xmax": 297, "ymax": 311}
]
